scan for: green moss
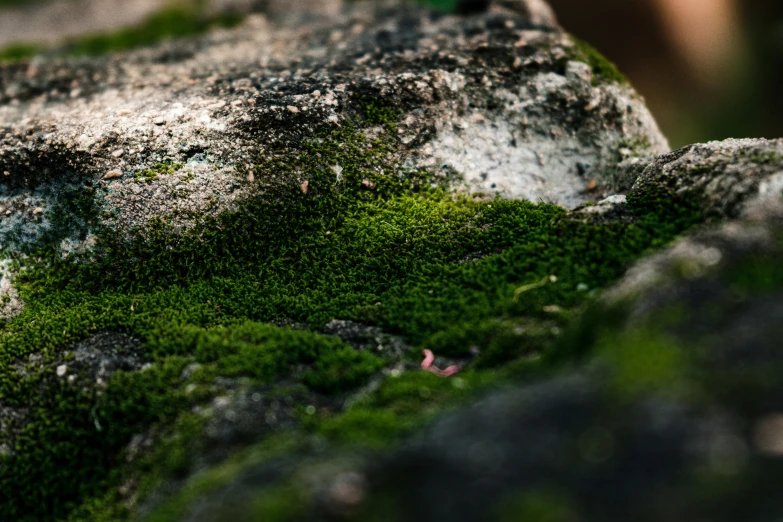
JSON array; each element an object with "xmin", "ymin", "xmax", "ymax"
[
  {"xmin": 596, "ymin": 326, "xmax": 694, "ymax": 400},
  {"xmin": 738, "ymin": 148, "xmax": 783, "ymax": 165},
  {"xmin": 728, "ymin": 254, "xmax": 783, "ymax": 296},
  {"xmin": 316, "ymin": 370, "xmax": 497, "ymax": 448},
  {"xmin": 569, "ymin": 37, "xmax": 629, "ymax": 86},
  {"xmin": 415, "ymin": 0, "xmax": 458, "ymax": 12},
  {"xmin": 422, "ymin": 317, "xmax": 557, "ymax": 367},
  {"xmin": 361, "ymin": 98, "xmax": 400, "ymax": 127},
  {"xmin": 496, "ymin": 489, "xmax": 578, "ymax": 522},
  {"xmin": 0, "ymin": 42, "xmax": 43, "ymax": 63},
  {"xmin": 626, "ymin": 175, "xmax": 706, "ymax": 230},
  {"xmin": 63, "ymin": 7, "xmax": 244, "ymax": 57},
  {"xmin": 0, "ymin": 109, "xmax": 706, "ymax": 520},
  {"xmin": 246, "ymin": 485, "xmax": 309, "ymax": 521},
  {"xmin": 134, "ymin": 162, "xmax": 183, "ymax": 184},
  {"xmin": 618, "ymin": 136, "xmax": 653, "ymax": 158},
  {"xmin": 138, "ymin": 433, "xmax": 304, "ymax": 522},
  {"xmin": 156, "ymin": 320, "xmax": 384, "ymax": 393}
]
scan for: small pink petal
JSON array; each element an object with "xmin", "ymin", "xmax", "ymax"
[{"xmin": 421, "ymin": 349, "xmax": 435, "ymax": 369}]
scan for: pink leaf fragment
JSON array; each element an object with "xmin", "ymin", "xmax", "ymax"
[
  {"xmin": 420, "ymin": 349, "xmax": 460, "ymax": 377},
  {"xmin": 429, "ymin": 365, "xmax": 461, "ymax": 377},
  {"xmin": 421, "ymin": 349, "xmax": 435, "ymax": 370}
]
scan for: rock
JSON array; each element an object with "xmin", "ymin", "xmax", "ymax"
[
  {"xmin": 0, "ymin": 260, "xmax": 23, "ymax": 319},
  {"xmin": 629, "ymin": 138, "xmax": 783, "ymax": 220},
  {"xmin": 332, "ymin": 167, "xmax": 783, "ymax": 522}
]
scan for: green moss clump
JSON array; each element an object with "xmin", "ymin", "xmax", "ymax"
[
  {"xmin": 133, "ymin": 162, "xmax": 183, "ymax": 184},
  {"xmin": 0, "ymin": 108, "xmax": 706, "ymax": 520},
  {"xmin": 569, "ymin": 37, "xmax": 629, "ymax": 86},
  {"xmin": 362, "ymin": 99, "xmax": 400, "ymax": 127},
  {"xmin": 0, "ymin": 42, "xmax": 43, "ymax": 63},
  {"xmin": 0, "ymin": 321, "xmax": 381, "ymax": 520},
  {"xmin": 64, "ymin": 7, "xmax": 244, "ymax": 57},
  {"xmin": 159, "ymin": 320, "xmax": 384, "ymax": 393}
]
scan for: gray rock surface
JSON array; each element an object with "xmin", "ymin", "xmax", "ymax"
[{"xmin": 630, "ymin": 138, "xmax": 783, "ymax": 219}]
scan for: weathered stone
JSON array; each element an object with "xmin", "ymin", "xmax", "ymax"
[{"xmin": 630, "ymin": 138, "xmax": 783, "ymax": 220}]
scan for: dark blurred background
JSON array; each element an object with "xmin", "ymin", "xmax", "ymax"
[
  {"xmin": 547, "ymin": 0, "xmax": 783, "ymax": 147},
  {"xmin": 1, "ymin": 0, "xmax": 782, "ymax": 147}
]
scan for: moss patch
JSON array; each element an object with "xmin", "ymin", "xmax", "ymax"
[
  {"xmin": 0, "ymin": 42, "xmax": 43, "ymax": 63},
  {"xmin": 569, "ymin": 37, "xmax": 629, "ymax": 86},
  {"xmin": 63, "ymin": 7, "xmax": 244, "ymax": 57},
  {"xmin": 133, "ymin": 163, "xmax": 184, "ymax": 184},
  {"xmin": 0, "ymin": 106, "xmax": 704, "ymax": 521}
]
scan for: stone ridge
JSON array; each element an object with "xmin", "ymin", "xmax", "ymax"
[{"xmin": 630, "ymin": 138, "xmax": 783, "ymax": 219}]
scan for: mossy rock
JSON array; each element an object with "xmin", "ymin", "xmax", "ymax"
[{"xmin": 1, "ymin": 1, "xmax": 779, "ymax": 521}]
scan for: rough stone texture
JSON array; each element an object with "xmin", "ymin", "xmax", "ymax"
[
  {"xmin": 323, "ymin": 319, "xmax": 410, "ymax": 359},
  {"xmin": 63, "ymin": 331, "xmax": 147, "ymax": 381},
  {"xmin": 630, "ymin": 138, "xmax": 783, "ymax": 219},
  {"xmin": 0, "ymin": 0, "xmax": 665, "ymax": 252}
]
